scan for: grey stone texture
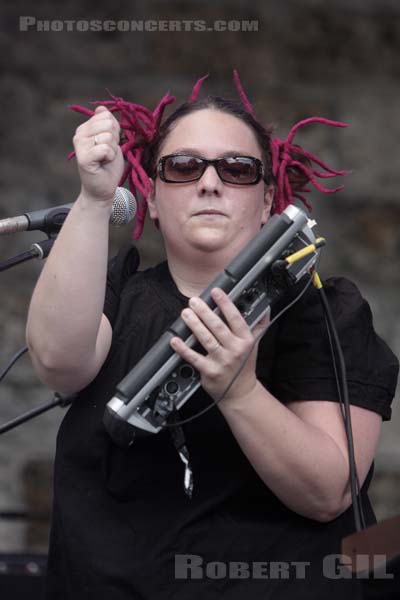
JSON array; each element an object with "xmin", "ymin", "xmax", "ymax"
[{"xmin": 0, "ymin": 0, "xmax": 399, "ymax": 552}]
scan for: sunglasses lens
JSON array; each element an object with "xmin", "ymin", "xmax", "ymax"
[
  {"xmin": 161, "ymin": 155, "xmax": 261, "ymax": 184},
  {"xmin": 163, "ymin": 155, "xmax": 203, "ymax": 181},
  {"xmin": 219, "ymin": 157, "xmax": 259, "ymax": 184}
]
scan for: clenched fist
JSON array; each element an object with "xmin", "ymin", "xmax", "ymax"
[{"xmin": 73, "ymin": 105, "xmax": 124, "ymax": 205}]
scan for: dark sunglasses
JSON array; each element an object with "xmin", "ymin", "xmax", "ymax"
[{"xmin": 157, "ymin": 154, "xmax": 265, "ymax": 185}]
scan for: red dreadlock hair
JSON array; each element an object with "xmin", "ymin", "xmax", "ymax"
[{"xmin": 68, "ymin": 71, "xmax": 349, "ymax": 239}]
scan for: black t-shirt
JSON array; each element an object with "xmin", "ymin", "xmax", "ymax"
[{"xmin": 45, "ymin": 243, "xmax": 399, "ymax": 600}]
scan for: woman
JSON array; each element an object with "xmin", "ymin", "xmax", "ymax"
[{"xmin": 26, "ymin": 75, "xmax": 398, "ymax": 599}]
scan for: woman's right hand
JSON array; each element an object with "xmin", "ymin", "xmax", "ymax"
[{"xmin": 73, "ymin": 105, "xmax": 125, "ymax": 205}]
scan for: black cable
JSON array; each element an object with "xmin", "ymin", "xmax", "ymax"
[
  {"xmin": 316, "ymin": 282, "xmax": 364, "ymax": 532},
  {"xmin": 0, "ymin": 346, "xmax": 29, "ymax": 383},
  {"xmin": 323, "ymin": 313, "xmax": 367, "ymax": 530}
]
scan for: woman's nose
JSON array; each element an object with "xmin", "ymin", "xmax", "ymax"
[{"xmin": 197, "ymin": 164, "xmax": 223, "ymax": 195}]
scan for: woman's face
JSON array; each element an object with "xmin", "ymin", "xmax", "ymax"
[{"xmin": 147, "ymin": 108, "xmax": 273, "ymax": 257}]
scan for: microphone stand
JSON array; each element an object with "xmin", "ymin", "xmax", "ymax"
[
  {"xmin": 0, "ymin": 204, "xmax": 69, "ymax": 271},
  {"xmin": 0, "ymin": 212, "xmax": 75, "ymax": 432},
  {"xmin": 0, "ymin": 238, "xmax": 56, "ymax": 272},
  {"xmin": 0, "ymin": 391, "xmax": 78, "ymax": 435},
  {"xmin": 0, "ymin": 219, "xmax": 77, "ymax": 555}
]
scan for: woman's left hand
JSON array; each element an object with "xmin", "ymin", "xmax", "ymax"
[{"xmin": 170, "ymin": 287, "xmax": 269, "ymax": 405}]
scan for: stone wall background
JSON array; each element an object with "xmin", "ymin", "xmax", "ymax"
[{"xmin": 0, "ymin": 0, "xmax": 399, "ymax": 553}]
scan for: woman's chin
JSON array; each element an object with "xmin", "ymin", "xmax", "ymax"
[{"xmin": 185, "ymin": 225, "xmax": 232, "ymax": 253}]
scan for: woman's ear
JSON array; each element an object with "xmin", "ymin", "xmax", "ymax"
[
  {"xmin": 261, "ymin": 184, "xmax": 274, "ymax": 225},
  {"xmin": 146, "ymin": 178, "xmax": 158, "ymax": 221}
]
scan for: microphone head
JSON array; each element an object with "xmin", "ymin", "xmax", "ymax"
[{"xmin": 111, "ymin": 187, "xmax": 137, "ymax": 226}]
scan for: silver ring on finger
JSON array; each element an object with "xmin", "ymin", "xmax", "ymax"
[{"xmin": 208, "ymin": 341, "xmax": 220, "ymax": 354}]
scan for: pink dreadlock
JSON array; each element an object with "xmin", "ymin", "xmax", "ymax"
[
  {"xmin": 68, "ymin": 91, "xmax": 175, "ymax": 239},
  {"xmin": 68, "ymin": 72, "xmax": 349, "ymax": 239},
  {"xmin": 189, "ymin": 70, "xmax": 350, "ymax": 214},
  {"xmin": 269, "ymin": 118, "xmax": 349, "ymax": 213}
]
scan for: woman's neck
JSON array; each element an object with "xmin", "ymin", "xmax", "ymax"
[{"xmin": 166, "ymin": 246, "xmax": 236, "ymax": 298}]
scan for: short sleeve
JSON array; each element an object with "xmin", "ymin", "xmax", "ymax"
[
  {"xmin": 268, "ymin": 277, "xmax": 399, "ymax": 421},
  {"xmin": 103, "ymin": 243, "xmax": 140, "ymax": 328}
]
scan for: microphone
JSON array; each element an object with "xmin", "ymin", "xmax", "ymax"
[{"xmin": 0, "ymin": 187, "xmax": 137, "ymax": 235}]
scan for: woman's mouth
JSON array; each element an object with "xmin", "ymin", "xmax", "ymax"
[{"xmin": 193, "ymin": 209, "xmax": 226, "ymax": 216}]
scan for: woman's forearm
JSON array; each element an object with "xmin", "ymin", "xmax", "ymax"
[
  {"xmin": 26, "ymin": 192, "xmax": 112, "ymax": 370},
  {"xmin": 218, "ymin": 381, "xmax": 351, "ymax": 522}
]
